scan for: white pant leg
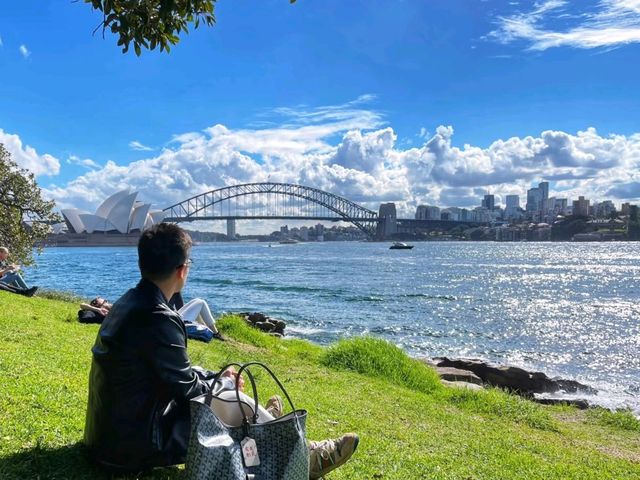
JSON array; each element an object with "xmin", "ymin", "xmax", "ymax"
[
  {"xmin": 178, "ymin": 298, "xmax": 217, "ymax": 331},
  {"xmin": 213, "ymin": 389, "xmax": 276, "ymax": 426}
]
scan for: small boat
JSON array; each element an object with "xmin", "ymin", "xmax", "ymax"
[
  {"xmin": 279, "ymin": 239, "xmax": 299, "ymax": 244},
  {"xmin": 389, "ymin": 242, "xmax": 414, "ymax": 250}
]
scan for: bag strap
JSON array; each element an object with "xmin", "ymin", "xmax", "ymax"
[
  {"xmin": 203, "ymin": 362, "xmax": 243, "ymax": 407},
  {"xmin": 236, "ymin": 362, "xmax": 299, "ymax": 424}
]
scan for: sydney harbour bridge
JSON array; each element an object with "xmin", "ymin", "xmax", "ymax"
[{"xmin": 162, "ymin": 182, "xmax": 484, "ymax": 239}]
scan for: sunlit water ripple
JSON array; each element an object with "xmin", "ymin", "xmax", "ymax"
[{"xmin": 26, "ymin": 241, "xmax": 640, "ymax": 415}]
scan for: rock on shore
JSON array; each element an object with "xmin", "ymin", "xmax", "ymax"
[
  {"xmin": 429, "ymin": 357, "xmax": 597, "ymax": 409},
  {"xmin": 235, "ymin": 312, "xmax": 287, "ymax": 337}
]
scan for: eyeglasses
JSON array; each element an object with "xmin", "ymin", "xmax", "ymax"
[{"xmin": 177, "ymin": 258, "xmax": 193, "ymax": 269}]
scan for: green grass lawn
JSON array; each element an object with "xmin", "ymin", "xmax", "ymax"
[{"xmin": 0, "ymin": 291, "xmax": 639, "ymax": 479}]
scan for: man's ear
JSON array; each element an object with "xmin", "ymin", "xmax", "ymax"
[{"xmin": 177, "ymin": 264, "xmax": 188, "ymax": 281}]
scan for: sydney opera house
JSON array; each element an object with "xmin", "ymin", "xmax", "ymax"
[{"xmin": 53, "ymin": 190, "xmax": 166, "ymax": 246}]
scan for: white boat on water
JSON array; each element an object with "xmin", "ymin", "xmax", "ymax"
[
  {"xmin": 279, "ymin": 238, "xmax": 299, "ymax": 244},
  {"xmin": 389, "ymin": 242, "xmax": 414, "ymax": 250}
]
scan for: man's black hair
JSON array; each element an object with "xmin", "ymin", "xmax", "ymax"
[{"xmin": 138, "ymin": 223, "xmax": 192, "ymax": 281}]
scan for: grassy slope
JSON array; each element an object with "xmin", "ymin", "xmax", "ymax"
[{"xmin": 0, "ymin": 291, "xmax": 638, "ymax": 479}]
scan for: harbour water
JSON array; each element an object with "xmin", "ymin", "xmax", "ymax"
[{"xmin": 26, "ymin": 241, "xmax": 640, "ymax": 414}]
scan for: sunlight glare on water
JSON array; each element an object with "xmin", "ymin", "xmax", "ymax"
[{"xmin": 27, "ymin": 241, "xmax": 640, "ymax": 414}]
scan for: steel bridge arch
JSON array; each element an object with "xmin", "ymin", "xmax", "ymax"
[{"xmin": 162, "ymin": 182, "xmax": 380, "ymax": 237}]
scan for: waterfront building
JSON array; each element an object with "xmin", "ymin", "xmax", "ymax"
[
  {"xmin": 60, "ymin": 189, "xmax": 165, "ymax": 234},
  {"xmin": 504, "ymin": 195, "xmax": 520, "ymax": 220},
  {"xmin": 594, "ymin": 200, "xmax": 616, "ymax": 218},
  {"xmin": 526, "ymin": 187, "xmax": 541, "ymax": 213},
  {"xmin": 621, "ymin": 203, "xmax": 631, "ymax": 215},
  {"xmin": 426, "ymin": 206, "xmax": 441, "ymax": 220},
  {"xmin": 539, "ymin": 182, "xmax": 549, "ymax": 205},
  {"xmin": 572, "ymin": 196, "xmax": 590, "ymax": 217},
  {"xmin": 473, "ymin": 207, "xmax": 492, "ymax": 223},
  {"xmin": 554, "ymin": 198, "xmax": 568, "ymax": 214},
  {"xmin": 526, "ymin": 181, "xmax": 549, "ymax": 216},
  {"xmin": 482, "ymin": 194, "xmax": 495, "ymax": 211},
  {"xmin": 442, "ymin": 207, "xmax": 462, "ymax": 221},
  {"xmin": 415, "ymin": 205, "xmax": 441, "ymax": 220}
]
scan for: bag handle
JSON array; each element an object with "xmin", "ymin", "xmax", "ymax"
[
  {"xmin": 203, "ymin": 362, "xmax": 244, "ymax": 408},
  {"xmin": 236, "ymin": 361, "xmax": 299, "ymax": 425}
]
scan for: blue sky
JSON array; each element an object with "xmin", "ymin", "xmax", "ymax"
[{"xmin": 1, "ymin": 0, "xmax": 640, "ymax": 217}]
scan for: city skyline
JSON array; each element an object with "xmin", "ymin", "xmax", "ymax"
[{"xmin": 1, "ymin": 1, "xmax": 640, "ymax": 229}]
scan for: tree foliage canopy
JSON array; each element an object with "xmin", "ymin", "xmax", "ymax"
[
  {"xmin": 84, "ymin": 0, "xmax": 296, "ymax": 55},
  {"xmin": 0, "ymin": 145, "xmax": 61, "ymax": 265}
]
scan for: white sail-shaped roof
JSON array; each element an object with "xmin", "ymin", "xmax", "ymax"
[
  {"xmin": 61, "ymin": 209, "xmax": 86, "ymax": 234},
  {"xmin": 130, "ymin": 203, "xmax": 151, "ymax": 232},
  {"xmin": 144, "ymin": 214, "xmax": 154, "ymax": 231},
  {"xmin": 95, "ymin": 189, "xmax": 130, "ymax": 219},
  {"xmin": 78, "ymin": 214, "xmax": 119, "ymax": 233},
  {"xmin": 150, "ymin": 210, "xmax": 167, "ymax": 224},
  {"xmin": 107, "ymin": 192, "xmax": 139, "ymax": 233},
  {"xmin": 79, "ymin": 214, "xmax": 105, "ymax": 233}
]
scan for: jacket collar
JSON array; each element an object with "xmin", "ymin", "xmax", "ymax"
[{"xmin": 136, "ymin": 277, "xmax": 171, "ymax": 305}]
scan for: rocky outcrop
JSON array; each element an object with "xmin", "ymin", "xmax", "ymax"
[
  {"xmin": 435, "ymin": 366, "xmax": 483, "ymax": 385},
  {"xmin": 428, "ymin": 357, "xmax": 597, "ymax": 408},
  {"xmin": 432, "ymin": 357, "xmax": 597, "ymax": 396},
  {"xmin": 235, "ymin": 312, "xmax": 287, "ymax": 337}
]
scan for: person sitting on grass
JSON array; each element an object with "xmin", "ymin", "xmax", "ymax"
[
  {"xmin": 169, "ymin": 291, "xmax": 226, "ymax": 341},
  {"xmin": 83, "ymin": 223, "xmax": 358, "ymax": 477},
  {"xmin": 0, "ymin": 247, "xmax": 38, "ymax": 296},
  {"xmin": 0, "ymin": 280, "xmax": 38, "ymax": 297}
]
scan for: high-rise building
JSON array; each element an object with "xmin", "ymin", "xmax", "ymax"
[
  {"xmin": 539, "ymin": 181, "xmax": 549, "ymax": 205},
  {"xmin": 526, "ymin": 181, "xmax": 549, "ymax": 214},
  {"xmin": 526, "ymin": 188, "xmax": 541, "ymax": 212},
  {"xmin": 621, "ymin": 202, "xmax": 631, "ymax": 215},
  {"xmin": 572, "ymin": 196, "xmax": 590, "ymax": 217},
  {"xmin": 482, "ymin": 194, "xmax": 495, "ymax": 211},
  {"xmin": 426, "ymin": 206, "xmax": 441, "ymax": 220},
  {"xmin": 504, "ymin": 195, "xmax": 520, "ymax": 220},
  {"xmin": 594, "ymin": 200, "xmax": 616, "ymax": 218},
  {"xmin": 555, "ymin": 198, "xmax": 568, "ymax": 214},
  {"xmin": 506, "ymin": 195, "xmax": 520, "ymax": 210},
  {"xmin": 415, "ymin": 205, "xmax": 440, "ymax": 220}
]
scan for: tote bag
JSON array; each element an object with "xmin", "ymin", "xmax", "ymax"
[{"xmin": 186, "ymin": 362, "xmax": 309, "ymax": 480}]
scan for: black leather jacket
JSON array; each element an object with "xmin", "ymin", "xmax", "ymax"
[{"xmin": 84, "ymin": 279, "xmax": 210, "ymax": 471}]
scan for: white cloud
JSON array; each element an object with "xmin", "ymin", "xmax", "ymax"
[
  {"xmin": 40, "ymin": 99, "xmax": 640, "ymax": 221},
  {"xmin": 129, "ymin": 140, "xmax": 154, "ymax": 151},
  {"xmin": 19, "ymin": 44, "xmax": 30, "ymax": 58},
  {"xmin": 489, "ymin": 0, "xmax": 640, "ymax": 50},
  {"xmin": 0, "ymin": 129, "xmax": 60, "ymax": 176},
  {"xmin": 0, "ymin": 35, "xmax": 3, "ymax": 48},
  {"xmin": 67, "ymin": 155, "xmax": 101, "ymax": 170}
]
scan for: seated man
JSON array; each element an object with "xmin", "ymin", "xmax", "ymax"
[
  {"xmin": 0, "ymin": 247, "xmax": 37, "ymax": 294},
  {"xmin": 84, "ymin": 223, "xmax": 358, "ymax": 477},
  {"xmin": 0, "ymin": 280, "xmax": 38, "ymax": 297}
]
